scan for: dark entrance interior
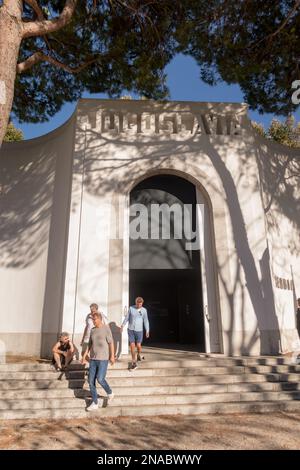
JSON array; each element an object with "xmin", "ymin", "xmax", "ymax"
[{"xmin": 129, "ymin": 174, "xmax": 205, "ymax": 350}]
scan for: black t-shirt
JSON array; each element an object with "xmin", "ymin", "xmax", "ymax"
[{"xmin": 57, "ymin": 340, "xmax": 71, "ymax": 352}]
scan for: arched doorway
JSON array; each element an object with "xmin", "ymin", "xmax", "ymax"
[{"xmin": 128, "ymin": 174, "xmax": 211, "ymax": 351}]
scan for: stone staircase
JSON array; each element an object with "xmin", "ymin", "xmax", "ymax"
[{"xmin": 1, "ymin": 351, "xmax": 300, "ymax": 420}]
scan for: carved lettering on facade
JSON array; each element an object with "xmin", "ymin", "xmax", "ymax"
[
  {"xmin": 274, "ymin": 275, "xmax": 294, "ymax": 291},
  {"xmin": 95, "ymin": 110, "xmax": 244, "ymax": 136}
]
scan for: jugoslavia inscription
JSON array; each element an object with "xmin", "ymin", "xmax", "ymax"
[{"xmin": 85, "ymin": 110, "xmax": 244, "ymax": 136}]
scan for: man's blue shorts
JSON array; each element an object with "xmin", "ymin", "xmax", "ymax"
[{"xmin": 128, "ymin": 329, "xmax": 143, "ymax": 344}]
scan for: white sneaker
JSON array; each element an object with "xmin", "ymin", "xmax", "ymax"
[
  {"xmin": 86, "ymin": 401, "xmax": 98, "ymax": 411},
  {"xmin": 107, "ymin": 392, "xmax": 114, "ymax": 402}
]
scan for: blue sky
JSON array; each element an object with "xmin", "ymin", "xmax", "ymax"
[{"xmin": 13, "ymin": 54, "xmax": 300, "ymax": 140}]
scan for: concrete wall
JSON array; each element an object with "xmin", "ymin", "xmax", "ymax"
[
  {"xmin": 0, "ymin": 116, "xmax": 75, "ymax": 355},
  {"xmin": 1, "ymin": 98, "xmax": 299, "ymax": 357},
  {"xmin": 61, "ymin": 99, "xmax": 287, "ymax": 356},
  {"xmin": 254, "ymin": 134, "xmax": 300, "ymax": 353}
]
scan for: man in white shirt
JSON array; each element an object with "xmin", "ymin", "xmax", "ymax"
[
  {"xmin": 81, "ymin": 303, "xmax": 108, "ymax": 356},
  {"xmin": 121, "ymin": 297, "xmax": 149, "ymax": 370}
]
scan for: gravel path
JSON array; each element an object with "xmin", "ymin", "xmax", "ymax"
[{"xmin": 1, "ymin": 412, "xmax": 300, "ymax": 450}]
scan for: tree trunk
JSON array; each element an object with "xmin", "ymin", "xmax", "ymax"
[{"xmin": 0, "ymin": 1, "xmax": 23, "ymax": 147}]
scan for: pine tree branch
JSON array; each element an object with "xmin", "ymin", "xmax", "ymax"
[
  {"xmin": 268, "ymin": 0, "xmax": 300, "ymax": 41},
  {"xmin": 17, "ymin": 51, "xmax": 98, "ymax": 74},
  {"xmin": 24, "ymin": 1, "xmax": 55, "ymax": 52},
  {"xmin": 24, "ymin": 0, "xmax": 45, "ymax": 21},
  {"xmin": 22, "ymin": 0, "xmax": 78, "ymax": 39},
  {"xmin": 249, "ymin": 0, "xmax": 300, "ymax": 50}
]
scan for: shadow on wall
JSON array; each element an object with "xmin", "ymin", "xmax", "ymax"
[
  {"xmin": 0, "ymin": 149, "xmax": 55, "ymax": 269},
  {"xmin": 109, "ymin": 322, "xmax": 122, "ymax": 359},
  {"xmin": 204, "ymin": 140, "xmax": 281, "ymax": 355},
  {"xmin": 2, "ymin": 104, "xmax": 299, "ymax": 357},
  {"xmin": 255, "ymin": 137, "xmax": 300, "ymax": 340},
  {"xmin": 255, "ymin": 138, "xmax": 300, "ymax": 259},
  {"xmin": 0, "ymin": 122, "xmax": 74, "ymax": 358},
  {"xmin": 72, "ymin": 113, "xmax": 299, "ymax": 355}
]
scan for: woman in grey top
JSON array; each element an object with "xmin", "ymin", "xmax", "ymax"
[{"xmin": 82, "ymin": 312, "xmax": 115, "ymax": 411}]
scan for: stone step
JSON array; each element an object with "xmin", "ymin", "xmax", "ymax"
[
  {"xmin": 1, "ymin": 371, "xmax": 299, "ymax": 390},
  {"xmin": 0, "ymin": 360, "xmax": 211, "ymax": 372},
  {"xmin": 266, "ymin": 373, "xmax": 300, "ymax": 382},
  {"xmin": 106, "ymin": 390, "xmax": 300, "ymax": 405},
  {"xmin": 0, "ymin": 372, "xmax": 300, "ymax": 390},
  {"xmin": 0, "ymin": 363, "xmax": 300, "ymax": 382},
  {"xmin": 0, "ymin": 357, "xmax": 295, "ymax": 372},
  {"xmin": 0, "ymin": 379, "xmax": 85, "ymax": 390},
  {"xmin": 0, "ymin": 366, "xmax": 250, "ymax": 380},
  {"xmin": 1, "ymin": 399, "xmax": 300, "ymax": 420},
  {"xmin": 2, "ymin": 365, "xmax": 300, "ymax": 381},
  {"xmin": 0, "ymin": 388, "xmax": 81, "ymax": 399},
  {"xmin": 1, "ymin": 390, "xmax": 300, "ymax": 411},
  {"xmin": 0, "ymin": 355, "xmax": 298, "ymax": 420},
  {"xmin": 244, "ymin": 365, "xmax": 300, "ymax": 374},
  {"xmin": 2, "ymin": 380, "xmax": 300, "ymax": 400}
]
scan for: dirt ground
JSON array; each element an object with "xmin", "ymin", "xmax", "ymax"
[{"xmin": 1, "ymin": 412, "xmax": 300, "ymax": 450}]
